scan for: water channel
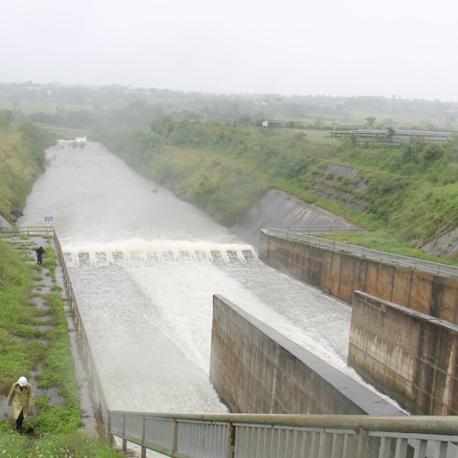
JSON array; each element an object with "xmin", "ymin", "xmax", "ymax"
[{"xmin": 19, "ymin": 142, "xmax": 372, "ymax": 416}]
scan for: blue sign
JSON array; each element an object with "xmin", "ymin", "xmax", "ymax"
[{"xmin": 45, "ymin": 216, "xmax": 53, "ymax": 222}]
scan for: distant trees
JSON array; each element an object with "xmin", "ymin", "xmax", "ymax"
[
  {"xmin": 422, "ymin": 143, "xmax": 445, "ymax": 162},
  {"xmin": 400, "ymin": 141, "xmax": 447, "ymax": 168},
  {"xmin": 386, "ymin": 126, "xmax": 396, "ymax": 142},
  {"xmin": 29, "ymin": 108, "xmax": 96, "ymax": 129},
  {"xmin": 446, "ymin": 116, "xmax": 456, "ymax": 130},
  {"xmin": 17, "ymin": 122, "xmax": 55, "ymax": 171},
  {"xmin": 365, "ymin": 116, "xmax": 377, "ymax": 127},
  {"xmin": 0, "ymin": 109, "xmax": 13, "ymax": 131}
]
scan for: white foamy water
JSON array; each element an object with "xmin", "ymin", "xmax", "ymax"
[{"xmin": 18, "ymin": 142, "xmax": 393, "ymax": 417}]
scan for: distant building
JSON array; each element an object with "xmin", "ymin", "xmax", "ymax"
[{"xmin": 262, "ymin": 120, "xmax": 282, "ymax": 128}]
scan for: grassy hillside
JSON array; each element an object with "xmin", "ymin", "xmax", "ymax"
[
  {"xmin": 92, "ymin": 125, "xmax": 269, "ymax": 226},
  {"xmin": 0, "ymin": 125, "xmax": 55, "ymax": 223},
  {"xmin": 92, "ymin": 119, "xmax": 458, "ymax": 262},
  {"xmin": 321, "ymin": 142, "xmax": 458, "ymax": 240}
]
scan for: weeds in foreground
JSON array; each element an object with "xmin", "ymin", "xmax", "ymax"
[{"xmin": 0, "ymin": 428, "xmax": 121, "ymax": 457}]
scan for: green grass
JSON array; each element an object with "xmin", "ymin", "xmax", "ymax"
[
  {"xmin": 0, "ymin": 242, "xmax": 43, "ymax": 391},
  {"xmin": 1, "ymin": 101, "xmax": 92, "ymax": 115},
  {"xmin": 23, "ymin": 430, "xmax": 120, "ymax": 457},
  {"xmin": 316, "ymin": 230, "xmax": 458, "ymax": 266},
  {"xmin": 0, "ymin": 428, "xmax": 121, "ymax": 457},
  {"xmin": 304, "ymin": 132, "xmax": 337, "ymax": 145},
  {"xmin": 0, "ymin": 127, "xmax": 55, "ymax": 223},
  {"xmin": 34, "ymin": 123, "xmax": 89, "ymax": 138},
  {"xmin": 0, "ymin": 239, "xmax": 121, "ymax": 456},
  {"xmin": 91, "ymin": 119, "xmax": 458, "ymax": 263}
]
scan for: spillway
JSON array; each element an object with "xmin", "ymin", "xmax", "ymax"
[{"xmin": 18, "ymin": 142, "xmax": 375, "ymax": 416}]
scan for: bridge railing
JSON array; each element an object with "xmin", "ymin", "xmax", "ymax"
[
  {"xmin": 266, "ymin": 226, "xmax": 458, "ymax": 278},
  {"xmin": 109, "ymin": 411, "xmax": 458, "ymax": 458}
]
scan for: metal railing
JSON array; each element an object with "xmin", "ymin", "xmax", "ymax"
[
  {"xmin": 4, "ymin": 226, "xmax": 458, "ymax": 457},
  {"xmin": 110, "ymin": 411, "xmax": 458, "ymax": 458},
  {"xmin": 52, "ymin": 228, "xmax": 112, "ymax": 428},
  {"xmin": 266, "ymin": 227, "xmax": 458, "ymax": 278},
  {"xmin": 0, "ymin": 225, "xmax": 55, "ymax": 235},
  {"xmin": 268, "ymin": 225, "xmax": 374, "ymax": 234}
]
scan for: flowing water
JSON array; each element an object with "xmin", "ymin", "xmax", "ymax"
[{"xmin": 19, "ymin": 142, "xmax": 366, "ymax": 415}]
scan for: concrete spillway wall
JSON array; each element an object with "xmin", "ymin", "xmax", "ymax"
[
  {"xmin": 210, "ymin": 295, "xmax": 403, "ymax": 416},
  {"xmin": 258, "ymin": 230, "xmax": 458, "ymax": 324},
  {"xmin": 0, "ymin": 213, "xmax": 11, "ymax": 227},
  {"xmin": 231, "ymin": 189, "xmax": 355, "ymax": 252},
  {"xmin": 349, "ymin": 291, "xmax": 458, "ymax": 415}
]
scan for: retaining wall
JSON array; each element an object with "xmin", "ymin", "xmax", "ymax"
[
  {"xmin": 258, "ymin": 230, "xmax": 458, "ymax": 324},
  {"xmin": 231, "ymin": 189, "xmax": 355, "ymax": 251},
  {"xmin": 210, "ymin": 295, "xmax": 403, "ymax": 416},
  {"xmin": 0, "ymin": 213, "xmax": 11, "ymax": 227},
  {"xmin": 348, "ymin": 291, "xmax": 458, "ymax": 415}
]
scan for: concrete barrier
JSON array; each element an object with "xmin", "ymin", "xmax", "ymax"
[
  {"xmin": 348, "ymin": 291, "xmax": 458, "ymax": 415},
  {"xmin": 231, "ymin": 189, "xmax": 355, "ymax": 251},
  {"xmin": 258, "ymin": 230, "xmax": 458, "ymax": 324},
  {"xmin": 210, "ymin": 295, "xmax": 403, "ymax": 416}
]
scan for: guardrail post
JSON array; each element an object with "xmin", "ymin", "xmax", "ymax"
[
  {"xmin": 107, "ymin": 410, "xmax": 113, "ymax": 445},
  {"xmin": 226, "ymin": 421, "xmax": 235, "ymax": 458},
  {"xmin": 172, "ymin": 418, "xmax": 178, "ymax": 454},
  {"xmin": 74, "ymin": 310, "xmax": 79, "ymax": 334},
  {"xmin": 122, "ymin": 413, "xmax": 127, "ymax": 450},
  {"xmin": 141, "ymin": 415, "xmax": 146, "ymax": 458},
  {"xmin": 356, "ymin": 427, "xmax": 368, "ymax": 458}
]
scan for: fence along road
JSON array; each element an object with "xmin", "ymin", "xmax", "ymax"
[
  {"xmin": 3, "ymin": 226, "xmax": 458, "ymax": 458},
  {"xmin": 267, "ymin": 226, "xmax": 458, "ymax": 279}
]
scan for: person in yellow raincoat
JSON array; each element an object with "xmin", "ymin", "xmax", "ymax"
[{"xmin": 7, "ymin": 376, "xmax": 34, "ymax": 430}]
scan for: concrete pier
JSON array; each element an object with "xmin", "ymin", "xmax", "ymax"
[
  {"xmin": 210, "ymin": 295, "xmax": 403, "ymax": 416},
  {"xmin": 349, "ymin": 291, "xmax": 458, "ymax": 415}
]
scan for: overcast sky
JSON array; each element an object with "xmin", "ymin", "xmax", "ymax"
[{"xmin": 1, "ymin": 0, "xmax": 457, "ymax": 101}]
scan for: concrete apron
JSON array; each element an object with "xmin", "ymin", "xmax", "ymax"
[{"xmin": 0, "ymin": 234, "xmax": 98, "ymax": 436}]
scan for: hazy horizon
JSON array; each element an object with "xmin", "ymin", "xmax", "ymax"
[{"xmin": 2, "ymin": 0, "xmax": 457, "ymax": 102}]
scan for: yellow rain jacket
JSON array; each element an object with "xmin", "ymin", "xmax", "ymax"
[{"xmin": 7, "ymin": 382, "xmax": 34, "ymax": 419}]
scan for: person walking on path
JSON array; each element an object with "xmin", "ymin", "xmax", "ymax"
[
  {"xmin": 7, "ymin": 376, "xmax": 34, "ymax": 431},
  {"xmin": 36, "ymin": 246, "xmax": 46, "ymax": 265}
]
